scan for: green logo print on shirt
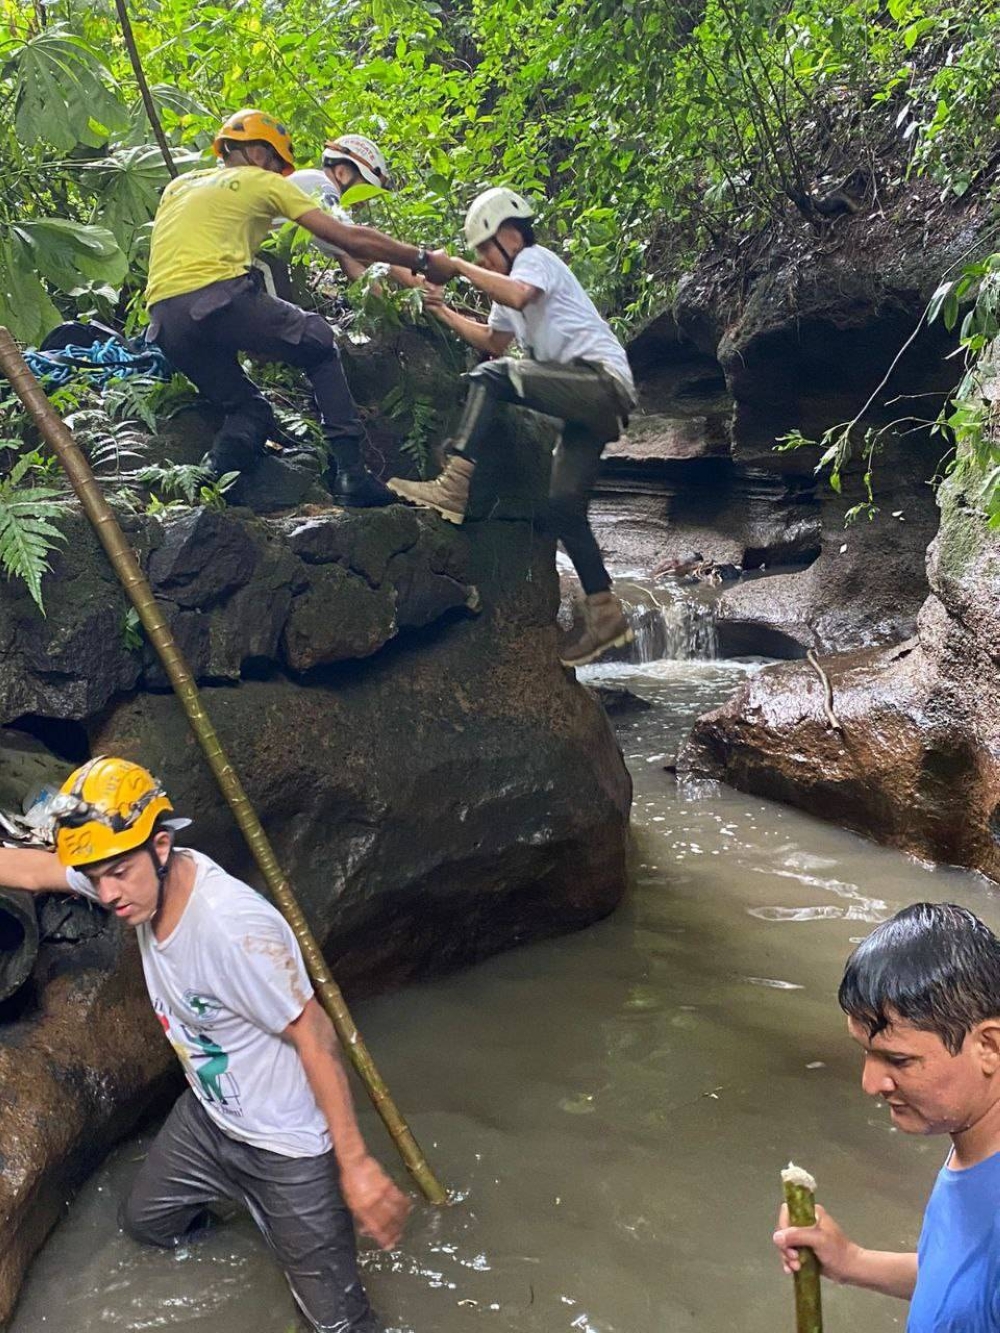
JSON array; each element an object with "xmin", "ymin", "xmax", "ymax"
[{"xmin": 156, "ymin": 1000, "xmax": 242, "ymax": 1114}]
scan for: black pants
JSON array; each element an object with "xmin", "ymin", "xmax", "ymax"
[
  {"xmin": 148, "ymin": 274, "xmax": 365, "ymax": 476},
  {"xmin": 457, "ymin": 358, "xmax": 631, "ymax": 595},
  {"xmin": 121, "ymin": 1090, "xmax": 376, "ymax": 1333}
]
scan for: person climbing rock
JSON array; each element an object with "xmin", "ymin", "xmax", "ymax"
[
  {"xmin": 773, "ymin": 903, "xmax": 1000, "ymax": 1330},
  {"xmin": 283, "ymin": 134, "xmax": 423, "ymax": 290},
  {"xmin": 387, "ymin": 186, "xmax": 637, "ymax": 667},
  {"xmin": 0, "ymin": 756, "xmax": 406, "ymax": 1332},
  {"xmin": 145, "ymin": 108, "xmax": 455, "ymax": 507}
]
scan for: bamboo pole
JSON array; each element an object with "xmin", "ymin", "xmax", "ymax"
[
  {"xmin": 781, "ymin": 1163, "xmax": 823, "ymax": 1333},
  {"xmin": 0, "ymin": 328, "xmax": 447, "ymax": 1205}
]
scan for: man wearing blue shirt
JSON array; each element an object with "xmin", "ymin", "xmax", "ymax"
[{"xmin": 773, "ymin": 902, "xmax": 1000, "ymax": 1330}]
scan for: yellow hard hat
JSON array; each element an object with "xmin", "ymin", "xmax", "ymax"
[
  {"xmin": 53, "ymin": 757, "xmax": 175, "ymax": 868},
  {"xmin": 212, "ymin": 109, "xmax": 295, "ymax": 176}
]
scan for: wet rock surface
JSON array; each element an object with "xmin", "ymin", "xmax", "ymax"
[
  {"xmin": 680, "ymin": 355, "xmax": 1000, "ymax": 877},
  {"xmin": 0, "ymin": 489, "xmax": 631, "ymax": 1321},
  {"xmin": 603, "ymin": 210, "xmax": 991, "ymax": 655}
]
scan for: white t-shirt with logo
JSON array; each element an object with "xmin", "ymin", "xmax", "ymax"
[
  {"xmin": 67, "ymin": 849, "xmax": 329, "ymax": 1158},
  {"xmin": 486, "ymin": 245, "xmax": 636, "ymax": 400},
  {"xmin": 278, "ymin": 168, "xmax": 352, "ymax": 260}
]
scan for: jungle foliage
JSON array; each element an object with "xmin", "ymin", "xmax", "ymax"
[
  {"xmin": 0, "ymin": 0, "xmax": 999, "ymax": 605},
  {"xmin": 0, "ymin": 0, "xmax": 998, "ymax": 342}
]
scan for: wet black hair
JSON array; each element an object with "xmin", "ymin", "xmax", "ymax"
[
  {"xmin": 502, "ymin": 217, "xmax": 536, "ymax": 246},
  {"xmin": 839, "ymin": 902, "xmax": 1000, "ymax": 1055}
]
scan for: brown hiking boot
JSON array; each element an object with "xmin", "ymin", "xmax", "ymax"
[
  {"xmin": 559, "ymin": 591, "xmax": 634, "ymax": 668},
  {"xmin": 387, "ymin": 456, "xmax": 474, "ymax": 524}
]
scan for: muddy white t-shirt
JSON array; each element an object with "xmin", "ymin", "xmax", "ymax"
[
  {"xmin": 278, "ymin": 167, "xmax": 352, "ymax": 260},
  {"xmin": 487, "ymin": 245, "xmax": 636, "ymax": 399},
  {"xmin": 66, "ymin": 850, "xmax": 330, "ymax": 1158}
]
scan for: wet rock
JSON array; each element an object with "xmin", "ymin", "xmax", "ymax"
[
  {"xmin": 225, "ymin": 448, "xmax": 326, "ymax": 514},
  {"xmin": 0, "ymin": 891, "xmax": 37, "ymax": 1002},
  {"xmin": 281, "ymin": 562, "xmax": 398, "ymax": 669},
  {"xmin": 0, "ymin": 934, "xmax": 174, "ymax": 1328},
  {"xmin": 146, "ymin": 508, "xmax": 260, "ymax": 607},
  {"xmin": 590, "ymin": 685, "xmax": 653, "ymax": 717},
  {"xmin": 680, "ymin": 357, "xmax": 1000, "ymax": 876},
  {"xmin": 598, "ymin": 214, "xmax": 989, "ymax": 652},
  {"xmin": 0, "ymin": 510, "xmax": 141, "ymax": 722}
]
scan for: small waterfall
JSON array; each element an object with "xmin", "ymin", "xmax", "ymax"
[{"xmin": 616, "ymin": 579, "xmax": 719, "ymax": 663}]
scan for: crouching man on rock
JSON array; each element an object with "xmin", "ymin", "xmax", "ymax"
[
  {"xmin": 387, "ymin": 187, "xmax": 637, "ymax": 668},
  {"xmin": 773, "ymin": 902, "xmax": 1000, "ymax": 1330},
  {"xmin": 0, "ymin": 756, "xmax": 407, "ymax": 1332}
]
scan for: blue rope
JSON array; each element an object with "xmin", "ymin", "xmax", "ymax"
[{"xmin": 20, "ymin": 337, "xmax": 173, "ymax": 392}]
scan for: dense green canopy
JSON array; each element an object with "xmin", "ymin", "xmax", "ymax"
[{"xmin": 1, "ymin": 0, "xmax": 998, "ymax": 342}]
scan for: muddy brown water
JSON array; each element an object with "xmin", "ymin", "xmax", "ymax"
[{"xmin": 12, "ymin": 655, "xmax": 1000, "ymax": 1333}]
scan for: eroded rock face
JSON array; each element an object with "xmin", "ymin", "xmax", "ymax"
[
  {"xmin": 0, "ymin": 496, "xmax": 631, "ymax": 1323},
  {"xmin": 680, "ymin": 374, "xmax": 1000, "ymax": 877},
  {"xmin": 602, "ymin": 218, "xmax": 983, "ymax": 655}
]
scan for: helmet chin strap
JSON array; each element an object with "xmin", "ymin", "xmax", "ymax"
[
  {"xmin": 492, "ymin": 236, "xmax": 514, "ymax": 274},
  {"xmin": 147, "ymin": 837, "xmax": 174, "ymax": 921}
]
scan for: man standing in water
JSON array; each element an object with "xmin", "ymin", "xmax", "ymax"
[
  {"xmin": 387, "ymin": 186, "xmax": 636, "ymax": 667},
  {"xmin": 773, "ymin": 902, "xmax": 1000, "ymax": 1329},
  {"xmin": 0, "ymin": 756, "xmax": 406, "ymax": 1332},
  {"xmin": 146, "ymin": 108, "xmax": 455, "ymax": 506}
]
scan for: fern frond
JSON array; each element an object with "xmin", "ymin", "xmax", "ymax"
[{"xmin": 0, "ymin": 496, "xmax": 66, "ymax": 613}]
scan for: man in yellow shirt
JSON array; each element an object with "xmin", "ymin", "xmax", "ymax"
[{"xmin": 146, "ymin": 109, "xmax": 455, "ymax": 506}]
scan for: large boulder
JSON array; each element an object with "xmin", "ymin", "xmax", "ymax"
[{"xmin": 0, "ymin": 488, "xmax": 631, "ymax": 1323}]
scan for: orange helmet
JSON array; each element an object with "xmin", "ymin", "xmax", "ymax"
[
  {"xmin": 52, "ymin": 757, "xmax": 175, "ymax": 868},
  {"xmin": 213, "ymin": 109, "xmax": 295, "ymax": 176}
]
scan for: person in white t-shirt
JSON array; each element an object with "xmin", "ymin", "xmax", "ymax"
[
  {"xmin": 388, "ymin": 186, "xmax": 637, "ymax": 668},
  {"xmin": 0, "ymin": 756, "xmax": 409, "ymax": 1332},
  {"xmin": 282, "ymin": 135, "xmax": 421, "ymax": 291}
]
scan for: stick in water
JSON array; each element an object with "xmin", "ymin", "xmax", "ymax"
[{"xmin": 781, "ymin": 1162, "xmax": 823, "ymax": 1333}]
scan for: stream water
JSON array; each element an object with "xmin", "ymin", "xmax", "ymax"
[{"xmin": 11, "ymin": 583, "xmax": 1000, "ymax": 1333}]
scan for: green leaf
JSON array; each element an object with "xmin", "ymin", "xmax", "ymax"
[
  {"xmin": 0, "ymin": 237, "xmax": 63, "ymax": 344},
  {"xmin": 15, "ymin": 220, "xmax": 128, "ymax": 300},
  {"xmin": 12, "ymin": 28, "xmax": 129, "ymax": 152},
  {"xmin": 0, "ymin": 456, "xmax": 67, "ymax": 613}
]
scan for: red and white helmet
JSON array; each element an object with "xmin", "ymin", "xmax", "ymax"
[{"xmin": 321, "ymin": 135, "xmax": 392, "ymax": 190}]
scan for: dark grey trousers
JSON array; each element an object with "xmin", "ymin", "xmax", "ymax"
[
  {"xmin": 148, "ymin": 272, "xmax": 365, "ymax": 476},
  {"xmin": 458, "ymin": 358, "xmax": 632, "ymax": 594},
  {"xmin": 121, "ymin": 1090, "xmax": 377, "ymax": 1333}
]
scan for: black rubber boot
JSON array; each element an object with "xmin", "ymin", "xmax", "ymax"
[{"xmin": 327, "ymin": 465, "xmax": 395, "ymax": 507}]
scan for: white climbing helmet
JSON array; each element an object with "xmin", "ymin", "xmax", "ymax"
[
  {"xmin": 463, "ymin": 187, "xmax": 534, "ymax": 249},
  {"xmin": 321, "ymin": 135, "xmax": 392, "ymax": 190}
]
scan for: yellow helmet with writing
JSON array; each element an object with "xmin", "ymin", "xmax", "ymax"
[{"xmin": 53, "ymin": 757, "xmax": 174, "ymax": 868}]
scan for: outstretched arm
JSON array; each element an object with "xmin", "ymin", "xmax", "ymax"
[
  {"xmin": 297, "ymin": 210, "xmax": 455, "ymax": 285},
  {"xmin": 422, "ymin": 284, "xmax": 515, "ymax": 356},
  {"xmin": 452, "ymin": 256, "xmax": 540, "ymax": 311},
  {"xmin": 0, "ymin": 846, "xmax": 71, "ymax": 893},
  {"xmin": 774, "ymin": 1203, "xmax": 917, "ymax": 1300},
  {"xmin": 285, "ymin": 997, "xmax": 411, "ymax": 1249}
]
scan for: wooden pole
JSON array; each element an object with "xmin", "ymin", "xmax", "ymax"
[
  {"xmin": 0, "ymin": 328, "xmax": 447, "ymax": 1205},
  {"xmin": 113, "ymin": 0, "xmax": 178, "ymax": 179}
]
